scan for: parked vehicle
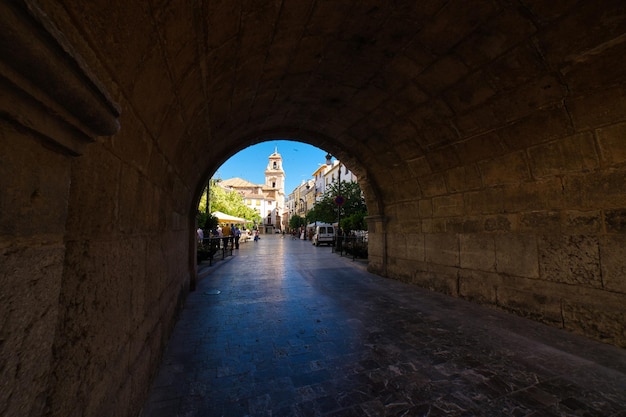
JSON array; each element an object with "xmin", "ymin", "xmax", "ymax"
[{"xmin": 312, "ymin": 224, "xmax": 335, "ymax": 246}]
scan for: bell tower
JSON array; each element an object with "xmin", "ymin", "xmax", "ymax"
[
  {"xmin": 265, "ymin": 148, "xmax": 286, "ymax": 227},
  {"xmin": 265, "ymin": 147, "xmax": 285, "ymax": 193}
]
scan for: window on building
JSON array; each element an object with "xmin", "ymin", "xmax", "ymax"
[
  {"xmin": 272, "ymin": 181, "xmax": 276, "ymax": 187},
  {"xmin": 273, "ymin": 161, "xmax": 277, "ymax": 169},
  {"xmin": 255, "ymin": 200, "xmax": 260, "ymax": 206}
]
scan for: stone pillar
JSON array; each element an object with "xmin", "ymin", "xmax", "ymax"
[
  {"xmin": 0, "ymin": 2, "xmax": 120, "ymax": 415},
  {"xmin": 365, "ymin": 215, "xmax": 387, "ymax": 275},
  {"xmin": 0, "ymin": 121, "xmax": 72, "ymax": 417}
]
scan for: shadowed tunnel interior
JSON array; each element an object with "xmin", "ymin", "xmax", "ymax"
[{"xmin": 1, "ymin": 1, "xmax": 625, "ymax": 416}]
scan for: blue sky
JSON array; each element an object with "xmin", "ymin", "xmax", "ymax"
[{"xmin": 212, "ymin": 140, "xmax": 331, "ymax": 193}]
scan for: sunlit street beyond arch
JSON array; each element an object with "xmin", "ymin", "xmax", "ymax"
[{"xmin": 142, "ymin": 235, "xmax": 626, "ymax": 417}]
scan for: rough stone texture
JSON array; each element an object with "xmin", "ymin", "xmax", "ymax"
[
  {"xmin": 458, "ymin": 269, "xmax": 500, "ymax": 304},
  {"xmin": 405, "ymin": 233, "xmax": 425, "ymax": 262},
  {"xmin": 2, "ymin": 1, "xmax": 626, "ymax": 416},
  {"xmin": 459, "ymin": 234, "xmax": 496, "ymax": 272},
  {"xmin": 424, "ymin": 234, "xmax": 459, "ymax": 267},
  {"xmin": 0, "ymin": 122, "xmax": 70, "ymax": 417},
  {"xmin": 538, "ymin": 234, "xmax": 602, "ymax": 287},
  {"xmin": 527, "ymin": 132, "xmax": 599, "ymax": 178},
  {"xmin": 562, "ymin": 294, "xmax": 626, "ymax": 346},
  {"xmin": 596, "ymin": 121, "xmax": 626, "ymax": 166},
  {"xmin": 494, "ymin": 234, "xmax": 539, "ymax": 278},
  {"xmin": 496, "ymin": 283, "xmax": 565, "ymax": 328},
  {"xmin": 600, "ymin": 235, "xmax": 626, "ymax": 294}
]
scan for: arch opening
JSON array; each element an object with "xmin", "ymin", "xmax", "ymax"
[
  {"xmin": 188, "ymin": 136, "xmax": 386, "ymax": 289},
  {"xmin": 4, "ymin": 2, "xmax": 626, "ymax": 416}
]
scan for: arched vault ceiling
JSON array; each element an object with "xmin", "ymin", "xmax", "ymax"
[{"xmin": 44, "ymin": 0, "xmax": 626, "ymax": 205}]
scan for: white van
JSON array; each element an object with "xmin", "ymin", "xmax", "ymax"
[{"xmin": 312, "ymin": 224, "xmax": 335, "ymax": 246}]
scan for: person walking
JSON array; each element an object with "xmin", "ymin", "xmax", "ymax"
[
  {"xmin": 216, "ymin": 225, "xmax": 223, "ymax": 249},
  {"xmin": 234, "ymin": 226, "xmax": 241, "ymax": 249},
  {"xmin": 222, "ymin": 223, "xmax": 232, "ymax": 250}
]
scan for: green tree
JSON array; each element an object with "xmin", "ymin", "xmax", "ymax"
[
  {"xmin": 289, "ymin": 214, "xmax": 306, "ymax": 230},
  {"xmin": 197, "ymin": 179, "xmax": 261, "ymax": 224},
  {"xmin": 341, "ymin": 211, "xmax": 366, "ymax": 231},
  {"xmin": 197, "ymin": 212, "xmax": 218, "ymax": 231},
  {"xmin": 307, "ymin": 180, "xmax": 367, "ymax": 231},
  {"xmin": 305, "ymin": 198, "xmax": 336, "ymax": 224}
]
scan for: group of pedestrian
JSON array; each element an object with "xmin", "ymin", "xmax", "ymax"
[{"xmin": 196, "ymin": 223, "xmax": 247, "ymax": 250}]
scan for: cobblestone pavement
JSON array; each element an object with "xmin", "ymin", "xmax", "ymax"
[{"xmin": 141, "ymin": 235, "xmax": 626, "ymax": 417}]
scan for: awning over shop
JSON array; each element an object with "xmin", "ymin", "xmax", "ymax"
[{"xmin": 211, "ymin": 211, "xmax": 251, "ymax": 223}]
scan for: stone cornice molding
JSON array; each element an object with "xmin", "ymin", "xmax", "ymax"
[
  {"xmin": 0, "ymin": 0, "xmax": 120, "ymax": 155},
  {"xmin": 364, "ymin": 214, "xmax": 387, "ymax": 233}
]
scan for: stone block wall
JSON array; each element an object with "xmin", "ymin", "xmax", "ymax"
[
  {"xmin": 0, "ymin": 121, "xmax": 71, "ymax": 417},
  {"xmin": 0, "ymin": 105, "xmax": 191, "ymax": 417},
  {"xmin": 384, "ymin": 125, "xmax": 626, "ymax": 347},
  {"xmin": 4, "ymin": 1, "xmax": 626, "ymax": 417},
  {"xmin": 0, "ymin": 4, "xmax": 194, "ymax": 414},
  {"xmin": 46, "ymin": 122, "xmax": 193, "ymax": 417}
]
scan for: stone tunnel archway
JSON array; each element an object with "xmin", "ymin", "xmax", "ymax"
[
  {"xmin": 188, "ymin": 132, "xmax": 387, "ymax": 289},
  {"xmin": 2, "ymin": 1, "xmax": 626, "ymax": 416}
]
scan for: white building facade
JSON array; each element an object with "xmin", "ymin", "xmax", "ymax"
[
  {"xmin": 285, "ymin": 157, "xmax": 358, "ymax": 227},
  {"xmin": 220, "ymin": 149, "xmax": 286, "ymax": 233}
]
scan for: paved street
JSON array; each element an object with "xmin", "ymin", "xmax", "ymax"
[{"xmin": 141, "ymin": 235, "xmax": 626, "ymax": 417}]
